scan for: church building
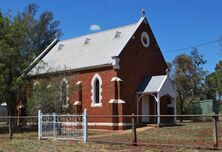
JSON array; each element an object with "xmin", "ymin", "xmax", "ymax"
[{"xmin": 24, "ymin": 11, "xmax": 176, "ymax": 129}]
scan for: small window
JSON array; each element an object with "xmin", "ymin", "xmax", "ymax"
[
  {"xmin": 114, "ymin": 31, "xmax": 121, "ymax": 38},
  {"xmin": 84, "ymin": 38, "xmax": 91, "ymax": 45},
  {"xmin": 60, "ymin": 78, "xmax": 69, "ymax": 107},
  {"xmin": 58, "ymin": 44, "xmax": 64, "ymax": 50},
  {"xmin": 91, "ymin": 74, "xmax": 102, "ymax": 107}
]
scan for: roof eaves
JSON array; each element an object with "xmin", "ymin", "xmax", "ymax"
[
  {"xmin": 157, "ymin": 75, "xmax": 167, "ymax": 92},
  {"xmin": 21, "ymin": 39, "xmax": 60, "ymax": 77},
  {"xmin": 28, "ymin": 63, "xmax": 113, "ymax": 77}
]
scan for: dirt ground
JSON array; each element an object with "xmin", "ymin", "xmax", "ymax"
[{"xmin": 0, "ymin": 121, "xmax": 221, "ymax": 152}]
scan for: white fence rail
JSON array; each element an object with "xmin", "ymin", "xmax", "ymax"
[{"xmin": 38, "ymin": 109, "xmax": 88, "ymax": 142}]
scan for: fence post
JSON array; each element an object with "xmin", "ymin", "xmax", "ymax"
[
  {"xmin": 38, "ymin": 110, "xmax": 42, "ymax": 140},
  {"xmin": 8, "ymin": 116, "xmax": 13, "ymax": 139},
  {"xmin": 212, "ymin": 113, "xmax": 218, "ymax": 149},
  {"xmin": 53, "ymin": 112, "xmax": 56, "ymax": 139},
  {"xmin": 83, "ymin": 109, "xmax": 88, "ymax": 143},
  {"xmin": 131, "ymin": 113, "xmax": 137, "ymax": 146}
]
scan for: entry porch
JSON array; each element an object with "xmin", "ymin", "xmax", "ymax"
[{"xmin": 136, "ymin": 75, "xmax": 176, "ymax": 126}]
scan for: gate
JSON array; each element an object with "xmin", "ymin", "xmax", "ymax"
[{"xmin": 38, "ymin": 109, "xmax": 88, "ymax": 142}]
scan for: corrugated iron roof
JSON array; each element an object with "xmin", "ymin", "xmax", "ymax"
[
  {"xmin": 28, "ymin": 17, "xmax": 145, "ymax": 75},
  {"xmin": 138, "ymin": 75, "xmax": 176, "ymax": 98},
  {"xmin": 138, "ymin": 75, "xmax": 167, "ymax": 93}
]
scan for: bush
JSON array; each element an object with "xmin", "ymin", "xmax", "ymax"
[{"xmin": 27, "ymin": 83, "xmax": 61, "ymax": 115}]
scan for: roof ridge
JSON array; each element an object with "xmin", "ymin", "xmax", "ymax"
[{"xmin": 60, "ymin": 22, "xmax": 137, "ymax": 43}]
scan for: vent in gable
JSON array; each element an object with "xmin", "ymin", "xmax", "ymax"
[
  {"xmin": 58, "ymin": 44, "xmax": 64, "ymax": 50},
  {"xmin": 84, "ymin": 38, "xmax": 91, "ymax": 45},
  {"xmin": 114, "ymin": 31, "xmax": 121, "ymax": 39}
]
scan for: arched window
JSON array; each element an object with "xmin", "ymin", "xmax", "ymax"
[
  {"xmin": 91, "ymin": 74, "xmax": 102, "ymax": 107},
  {"xmin": 94, "ymin": 78, "xmax": 100, "ymax": 103},
  {"xmin": 60, "ymin": 78, "xmax": 69, "ymax": 107}
]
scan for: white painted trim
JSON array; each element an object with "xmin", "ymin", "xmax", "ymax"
[
  {"xmin": 91, "ymin": 73, "xmax": 102, "ymax": 107},
  {"xmin": 73, "ymin": 101, "xmax": 81, "ymax": 106},
  {"xmin": 88, "ymin": 122, "xmax": 131, "ymax": 127},
  {"xmin": 157, "ymin": 93, "xmax": 160, "ymax": 125},
  {"xmin": 141, "ymin": 31, "xmax": 150, "ymax": 48},
  {"xmin": 109, "ymin": 99, "xmax": 125, "ymax": 104},
  {"xmin": 111, "ymin": 77, "xmax": 122, "ymax": 82},
  {"xmin": 91, "ymin": 102, "xmax": 102, "ymax": 107},
  {"xmin": 76, "ymin": 81, "xmax": 82, "ymax": 85},
  {"xmin": 83, "ymin": 109, "xmax": 88, "ymax": 143},
  {"xmin": 111, "ymin": 56, "xmax": 120, "ymax": 69}
]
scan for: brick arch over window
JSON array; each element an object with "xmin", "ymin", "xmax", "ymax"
[
  {"xmin": 91, "ymin": 73, "xmax": 102, "ymax": 107},
  {"xmin": 60, "ymin": 78, "xmax": 69, "ymax": 108}
]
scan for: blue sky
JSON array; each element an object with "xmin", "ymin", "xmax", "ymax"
[{"xmin": 0, "ymin": 0, "xmax": 222, "ymax": 73}]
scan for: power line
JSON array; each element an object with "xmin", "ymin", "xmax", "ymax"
[{"xmin": 163, "ymin": 39, "xmax": 221, "ymax": 53}]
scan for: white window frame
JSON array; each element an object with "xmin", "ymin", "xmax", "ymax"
[
  {"xmin": 60, "ymin": 78, "xmax": 69, "ymax": 108},
  {"xmin": 91, "ymin": 73, "xmax": 102, "ymax": 107}
]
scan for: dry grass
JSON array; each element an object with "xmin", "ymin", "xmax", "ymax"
[
  {"xmin": 0, "ymin": 121, "xmax": 221, "ymax": 152},
  {"xmin": 0, "ymin": 138, "xmax": 205, "ymax": 152}
]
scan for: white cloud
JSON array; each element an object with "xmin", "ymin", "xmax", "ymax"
[{"xmin": 89, "ymin": 24, "xmax": 101, "ymax": 31}]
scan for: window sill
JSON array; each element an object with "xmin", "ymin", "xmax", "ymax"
[{"xmin": 91, "ymin": 103, "xmax": 102, "ymax": 107}]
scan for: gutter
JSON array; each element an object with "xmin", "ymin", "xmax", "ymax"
[{"xmin": 20, "ymin": 39, "xmax": 60, "ymax": 78}]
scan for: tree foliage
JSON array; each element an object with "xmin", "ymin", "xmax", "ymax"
[
  {"xmin": 205, "ymin": 60, "xmax": 222, "ymax": 99},
  {"xmin": 27, "ymin": 73, "xmax": 76, "ymax": 115},
  {"xmin": 27, "ymin": 81, "xmax": 60, "ymax": 115},
  {"xmin": 0, "ymin": 3, "xmax": 62, "ymax": 116},
  {"xmin": 171, "ymin": 48, "xmax": 207, "ymax": 116}
]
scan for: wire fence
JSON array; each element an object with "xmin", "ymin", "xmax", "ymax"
[
  {"xmin": 0, "ymin": 116, "xmax": 38, "ymax": 140},
  {"xmin": 0, "ymin": 114, "xmax": 221, "ymax": 150},
  {"xmin": 87, "ymin": 114, "xmax": 222, "ymax": 150}
]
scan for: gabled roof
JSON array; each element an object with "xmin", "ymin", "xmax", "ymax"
[
  {"xmin": 138, "ymin": 75, "xmax": 167, "ymax": 93},
  {"xmin": 28, "ymin": 17, "xmax": 146, "ymax": 76},
  {"xmin": 138, "ymin": 75, "xmax": 176, "ymax": 98}
]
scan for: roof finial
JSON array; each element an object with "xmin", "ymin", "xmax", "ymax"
[{"xmin": 141, "ymin": 9, "xmax": 145, "ymax": 17}]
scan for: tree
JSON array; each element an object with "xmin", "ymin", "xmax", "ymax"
[
  {"xmin": 0, "ymin": 3, "xmax": 62, "ymax": 117},
  {"xmin": 205, "ymin": 61, "xmax": 222, "ymax": 99},
  {"xmin": 27, "ymin": 70, "xmax": 77, "ymax": 115},
  {"xmin": 171, "ymin": 48, "xmax": 207, "ymax": 118}
]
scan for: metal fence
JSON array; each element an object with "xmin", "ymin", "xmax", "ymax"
[{"xmin": 38, "ymin": 109, "xmax": 87, "ymax": 142}]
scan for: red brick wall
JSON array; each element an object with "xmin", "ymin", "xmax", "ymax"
[
  {"xmin": 28, "ymin": 66, "xmax": 117, "ymax": 127},
  {"xmin": 117, "ymin": 19, "xmax": 168, "ymax": 122},
  {"xmin": 76, "ymin": 67, "xmax": 116, "ymax": 124}
]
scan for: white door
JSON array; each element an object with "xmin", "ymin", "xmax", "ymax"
[{"xmin": 142, "ymin": 95, "xmax": 150, "ymax": 123}]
